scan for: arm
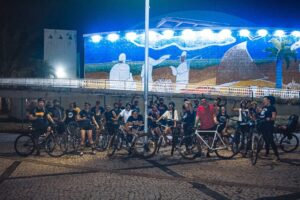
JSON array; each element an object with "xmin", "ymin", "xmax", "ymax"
[
  {"xmin": 92, "ymin": 116, "xmax": 99, "ymax": 129},
  {"xmin": 46, "ymin": 114, "xmax": 55, "ymax": 124}
]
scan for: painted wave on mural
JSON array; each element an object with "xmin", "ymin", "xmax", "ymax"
[{"xmin": 128, "ymin": 30, "xmax": 236, "ymax": 51}]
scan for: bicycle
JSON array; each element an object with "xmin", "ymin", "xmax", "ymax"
[
  {"xmin": 107, "ymin": 123, "xmax": 157, "ymax": 158},
  {"xmin": 178, "ymin": 125, "xmax": 235, "ymax": 160},
  {"xmin": 14, "ymin": 124, "xmax": 66, "ymax": 157}
]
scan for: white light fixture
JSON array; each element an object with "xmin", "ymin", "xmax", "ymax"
[
  {"xmin": 107, "ymin": 33, "xmax": 119, "ymax": 42},
  {"xmin": 274, "ymin": 30, "xmax": 285, "ymax": 37},
  {"xmin": 239, "ymin": 29, "xmax": 250, "ymax": 37},
  {"xmin": 257, "ymin": 29, "xmax": 268, "ymax": 37},
  {"xmin": 55, "ymin": 65, "xmax": 67, "ymax": 78},
  {"xmin": 291, "ymin": 31, "xmax": 300, "ymax": 37},
  {"xmin": 91, "ymin": 35, "xmax": 102, "ymax": 43},
  {"xmin": 219, "ymin": 29, "xmax": 232, "ymax": 39},
  {"xmin": 162, "ymin": 30, "xmax": 174, "ymax": 39},
  {"xmin": 125, "ymin": 32, "xmax": 137, "ymax": 41},
  {"xmin": 200, "ymin": 29, "xmax": 214, "ymax": 39},
  {"xmin": 181, "ymin": 29, "xmax": 196, "ymax": 41}
]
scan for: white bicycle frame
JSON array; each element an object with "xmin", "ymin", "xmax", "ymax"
[{"xmin": 194, "ymin": 125, "xmax": 228, "ymax": 151}]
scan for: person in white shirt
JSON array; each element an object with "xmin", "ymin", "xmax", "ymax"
[
  {"xmin": 116, "ymin": 103, "xmax": 133, "ymax": 123},
  {"xmin": 157, "ymin": 101, "xmax": 178, "ymax": 138}
]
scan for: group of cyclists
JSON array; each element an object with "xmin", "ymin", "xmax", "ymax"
[{"xmin": 26, "ymin": 95, "xmax": 284, "ymax": 161}]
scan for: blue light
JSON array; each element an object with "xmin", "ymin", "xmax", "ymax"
[
  {"xmin": 274, "ymin": 30, "xmax": 285, "ymax": 37},
  {"xmin": 125, "ymin": 32, "xmax": 137, "ymax": 41},
  {"xmin": 107, "ymin": 33, "xmax": 119, "ymax": 42},
  {"xmin": 257, "ymin": 29, "xmax": 268, "ymax": 37},
  {"xmin": 91, "ymin": 35, "xmax": 102, "ymax": 43},
  {"xmin": 239, "ymin": 29, "xmax": 250, "ymax": 37}
]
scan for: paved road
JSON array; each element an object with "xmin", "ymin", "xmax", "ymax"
[{"xmin": 0, "ymin": 133, "xmax": 299, "ymax": 200}]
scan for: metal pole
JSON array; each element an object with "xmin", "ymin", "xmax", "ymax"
[{"xmin": 144, "ymin": 0, "xmax": 149, "ymax": 133}]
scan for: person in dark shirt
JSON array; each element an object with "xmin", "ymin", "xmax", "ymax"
[
  {"xmin": 181, "ymin": 100, "xmax": 196, "ymax": 154},
  {"xmin": 216, "ymin": 106, "xmax": 229, "ymax": 135},
  {"xmin": 76, "ymin": 102, "xmax": 99, "ymax": 156},
  {"xmin": 127, "ymin": 110, "xmax": 144, "ymax": 131},
  {"xmin": 51, "ymin": 99, "xmax": 65, "ymax": 134},
  {"xmin": 258, "ymin": 96, "xmax": 280, "ymax": 161},
  {"xmin": 104, "ymin": 105, "xmax": 116, "ymax": 136},
  {"xmin": 28, "ymin": 98, "xmax": 55, "ymax": 155},
  {"xmin": 91, "ymin": 101, "xmax": 105, "ymax": 145},
  {"xmin": 157, "ymin": 97, "xmax": 168, "ymax": 116},
  {"xmin": 64, "ymin": 102, "xmax": 78, "ymax": 125}
]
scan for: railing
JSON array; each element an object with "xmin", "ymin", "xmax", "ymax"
[{"xmin": 0, "ymin": 78, "xmax": 299, "ymax": 99}]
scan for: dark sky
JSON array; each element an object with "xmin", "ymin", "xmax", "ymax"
[{"xmin": 1, "ymin": 0, "xmax": 300, "ymax": 33}]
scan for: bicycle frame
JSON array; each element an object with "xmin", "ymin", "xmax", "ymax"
[{"xmin": 194, "ymin": 127, "xmax": 227, "ymax": 151}]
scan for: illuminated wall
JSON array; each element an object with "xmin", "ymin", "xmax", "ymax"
[{"xmin": 84, "ymin": 28, "xmax": 300, "ymax": 89}]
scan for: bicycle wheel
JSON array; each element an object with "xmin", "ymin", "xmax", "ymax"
[
  {"xmin": 134, "ymin": 133, "xmax": 157, "ymax": 159},
  {"xmin": 280, "ymin": 133, "xmax": 299, "ymax": 153},
  {"xmin": 14, "ymin": 134, "xmax": 35, "ymax": 157},
  {"xmin": 251, "ymin": 135, "xmax": 259, "ymax": 165},
  {"xmin": 97, "ymin": 133, "xmax": 111, "ymax": 152},
  {"xmin": 107, "ymin": 135, "xmax": 118, "ymax": 157},
  {"xmin": 45, "ymin": 134, "xmax": 65, "ymax": 157},
  {"xmin": 215, "ymin": 136, "xmax": 235, "ymax": 159},
  {"xmin": 179, "ymin": 135, "xmax": 201, "ymax": 160}
]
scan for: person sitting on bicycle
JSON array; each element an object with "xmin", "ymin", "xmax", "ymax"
[
  {"xmin": 156, "ymin": 101, "xmax": 178, "ymax": 144},
  {"xmin": 28, "ymin": 98, "xmax": 56, "ymax": 155},
  {"xmin": 117, "ymin": 103, "xmax": 133, "ymax": 124},
  {"xmin": 216, "ymin": 106, "xmax": 229, "ymax": 135},
  {"xmin": 148, "ymin": 104, "xmax": 161, "ymax": 136},
  {"xmin": 194, "ymin": 97, "xmax": 217, "ymax": 157},
  {"xmin": 258, "ymin": 96, "xmax": 280, "ymax": 161},
  {"xmin": 126, "ymin": 109, "xmax": 144, "ymax": 144},
  {"xmin": 77, "ymin": 102, "xmax": 99, "ymax": 156}
]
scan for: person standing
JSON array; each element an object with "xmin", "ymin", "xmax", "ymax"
[
  {"xmin": 77, "ymin": 102, "xmax": 98, "ymax": 156},
  {"xmin": 258, "ymin": 96, "xmax": 280, "ymax": 161},
  {"xmin": 194, "ymin": 97, "xmax": 217, "ymax": 157}
]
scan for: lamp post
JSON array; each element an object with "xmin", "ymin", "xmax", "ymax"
[{"xmin": 144, "ymin": 0, "xmax": 149, "ymax": 133}]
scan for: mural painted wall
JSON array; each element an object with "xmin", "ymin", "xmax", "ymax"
[{"xmin": 84, "ymin": 28, "xmax": 300, "ymax": 90}]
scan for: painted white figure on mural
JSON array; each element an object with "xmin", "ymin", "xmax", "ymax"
[
  {"xmin": 109, "ymin": 53, "xmax": 135, "ymax": 90},
  {"xmin": 141, "ymin": 55, "xmax": 170, "ymax": 91},
  {"xmin": 170, "ymin": 51, "xmax": 189, "ymax": 91}
]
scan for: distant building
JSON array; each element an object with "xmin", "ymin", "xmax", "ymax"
[{"xmin": 44, "ymin": 29, "xmax": 78, "ymax": 78}]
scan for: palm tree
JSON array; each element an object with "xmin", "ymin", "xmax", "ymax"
[
  {"xmin": 266, "ymin": 38, "xmax": 297, "ymax": 88},
  {"xmin": 0, "ymin": 26, "xmax": 55, "ymax": 78}
]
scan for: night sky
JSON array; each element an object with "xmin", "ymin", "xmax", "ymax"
[
  {"xmin": 1, "ymin": 0, "xmax": 300, "ymax": 76},
  {"xmin": 2, "ymin": 0, "xmax": 300, "ymax": 33}
]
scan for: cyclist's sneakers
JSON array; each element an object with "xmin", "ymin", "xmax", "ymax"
[
  {"xmin": 80, "ymin": 152, "xmax": 84, "ymax": 156},
  {"xmin": 92, "ymin": 150, "xmax": 96, "ymax": 155}
]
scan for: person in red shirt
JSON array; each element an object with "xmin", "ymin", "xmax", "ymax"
[
  {"xmin": 195, "ymin": 97, "xmax": 217, "ymax": 157},
  {"xmin": 195, "ymin": 98, "xmax": 217, "ymax": 130}
]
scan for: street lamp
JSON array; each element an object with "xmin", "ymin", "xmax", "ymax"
[{"xmin": 144, "ymin": 0, "xmax": 149, "ymax": 133}]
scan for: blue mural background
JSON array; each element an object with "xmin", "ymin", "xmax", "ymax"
[{"xmin": 84, "ymin": 28, "xmax": 300, "ymax": 88}]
